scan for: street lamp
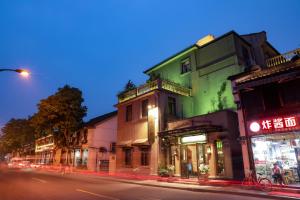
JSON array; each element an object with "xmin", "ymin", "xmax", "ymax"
[{"xmin": 0, "ymin": 68, "xmax": 30, "ymax": 78}]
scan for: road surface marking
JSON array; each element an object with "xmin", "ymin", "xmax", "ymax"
[
  {"xmin": 76, "ymin": 189, "xmax": 120, "ymax": 200},
  {"xmin": 32, "ymin": 178, "xmax": 47, "ymax": 183}
]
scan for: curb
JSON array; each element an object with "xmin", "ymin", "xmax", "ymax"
[
  {"xmin": 88, "ymin": 177, "xmax": 299, "ymax": 200},
  {"xmin": 37, "ymin": 169, "xmax": 299, "ymax": 200}
]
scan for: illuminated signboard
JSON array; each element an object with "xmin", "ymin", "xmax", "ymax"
[
  {"xmin": 248, "ymin": 115, "xmax": 300, "ymax": 135},
  {"xmin": 181, "ymin": 134, "xmax": 207, "ymax": 144}
]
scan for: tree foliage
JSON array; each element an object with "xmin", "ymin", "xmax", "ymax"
[
  {"xmin": 217, "ymin": 81, "xmax": 227, "ymax": 110},
  {"xmin": 117, "ymin": 80, "xmax": 137, "ymax": 97},
  {"xmin": 124, "ymin": 80, "xmax": 136, "ymax": 91},
  {"xmin": 0, "ymin": 118, "xmax": 35, "ymax": 155},
  {"xmin": 31, "ymin": 85, "xmax": 87, "ymax": 151}
]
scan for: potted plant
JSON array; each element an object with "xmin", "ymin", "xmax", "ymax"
[
  {"xmin": 158, "ymin": 165, "xmax": 175, "ymax": 177},
  {"xmin": 199, "ymin": 164, "xmax": 209, "ymax": 181}
]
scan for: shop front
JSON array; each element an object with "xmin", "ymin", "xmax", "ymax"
[
  {"xmin": 159, "ymin": 121, "xmax": 240, "ymax": 180},
  {"xmin": 248, "ymin": 114, "xmax": 300, "ymax": 185},
  {"xmin": 179, "ymin": 134, "xmax": 210, "ymax": 178}
]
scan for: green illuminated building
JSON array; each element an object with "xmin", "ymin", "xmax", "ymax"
[
  {"xmin": 143, "ymin": 31, "xmax": 278, "ymax": 118},
  {"xmin": 116, "ymin": 31, "xmax": 279, "ymax": 179}
]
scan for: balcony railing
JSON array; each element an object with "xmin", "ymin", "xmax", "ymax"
[
  {"xmin": 118, "ymin": 79, "xmax": 191, "ymax": 103},
  {"xmin": 266, "ymin": 48, "xmax": 300, "ymax": 67}
]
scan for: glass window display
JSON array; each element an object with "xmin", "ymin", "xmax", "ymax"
[{"xmin": 251, "ymin": 132, "xmax": 300, "ymax": 185}]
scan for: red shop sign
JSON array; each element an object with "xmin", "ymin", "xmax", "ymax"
[{"xmin": 248, "ymin": 115, "xmax": 300, "ymax": 135}]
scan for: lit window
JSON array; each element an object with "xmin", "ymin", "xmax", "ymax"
[{"xmin": 216, "ymin": 140, "xmax": 225, "ymax": 176}]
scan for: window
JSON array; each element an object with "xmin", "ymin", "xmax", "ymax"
[
  {"xmin": 141, "ymin": 99, "xmax": 149, "ymax": 117},
  {"xmin": 125, "ymin": 105, "xmax": 132, "ymax": 121},
  {"xmin": 181, "ymin": 58, "xmax": 191, "ymax": 74},
  {"xmin": 216, "ymin": 140, "xmax": 225, "ymax": 176},
  {"xmin": 110, "ymin": 142, "xmax": 116, "ymax": 153},
  {"xmin": 168, "ymin": 97, "xmax": 176, "ymax": 116},
  {"xmin": 242, "ymin": 46, "xmax": 250, "ymax": 65},
  {"xmin": 141, "ymin": 147, "xmax": 149, "ymax": 166},
  {"xmin": 124, "ymin": 148, "xmax": 132, "ymax": 166}
]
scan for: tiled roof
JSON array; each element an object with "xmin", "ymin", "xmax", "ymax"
[
  {"xmin": 85, "ymin": 111, "xmax": 117, "ymax": 127},
  {"xmin": 230, "ymin": 59, "xmax": 300, "ymax": 85}
]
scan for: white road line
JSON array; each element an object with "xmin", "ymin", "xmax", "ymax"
[
  {"xmin": 32, "ymin": 178, "xmax": 47, "ymax": 183},
  {"xmin": 76, "ymin": 189, "xmax": 120, "ymax": 200}
]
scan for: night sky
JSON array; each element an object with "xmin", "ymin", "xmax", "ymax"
[{"xmin": 0, "ymin": 0, "xmax": 299, "ymax": 128}]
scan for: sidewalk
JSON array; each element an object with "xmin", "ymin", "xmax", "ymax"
[{"xmin": 38, "ymin": 166, "xmax": 300, "ymax": 200}]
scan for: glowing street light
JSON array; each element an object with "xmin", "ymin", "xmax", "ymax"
[
  {"xmin": 0, "ymin": 68, "xmax": 30, "ymax": 78},
  {"xmin": 19, "ymin": 70, "xmax": 30, "ymax": 78}
]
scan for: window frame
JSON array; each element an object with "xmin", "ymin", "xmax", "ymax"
[
  {"xmin": 125, "ymin": 104, "xmax": 133, "ymax": 122},
  {"xmin": 110, "ymin": 142, "xmax": 116, "ymax": 153},
  {"xmin": 167, "ymin": 97, "xmax": 177, "ymax": 116},
  {"xmin": 140, "ymin": 147, "xmax": 149, "ymax": 166},
  {"xmin": 124, "ymin": 148, "xmax": 132, "ymax": 166},
  {"xmin": 141, "ymin": 99, "xmax": 149, "ymax": 118},
  {"xmin": 180, "ymin": 57, "xmax": 191, "ymax": 74}
]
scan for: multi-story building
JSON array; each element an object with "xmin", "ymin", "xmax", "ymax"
[
  {"xmin": 229, "ymin": 48, "xmax": 300, "ymax": 185},
  {"xmin": 35, "ymin": 135, "xmax": 56, "ymax": 165},
  {"xmin": 116, "ymin": 31, "xmax": 279, "ymax": 179}
]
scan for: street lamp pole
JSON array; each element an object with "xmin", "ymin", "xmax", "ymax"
[{"xmin": 0, "ymin": 68, "xmax": 30, "ymax": 77}]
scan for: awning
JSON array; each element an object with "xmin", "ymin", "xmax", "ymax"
[
  {"xmin": 159, "ymin": 124, "xmax": 223, "ymax": 138},
  {"xmin": 117, "ymin": 140, "xmax": 132, "ymax": 147},
  {"xmin": 132, "ymin": 138, "xmax": 149, "ymax": 146}
]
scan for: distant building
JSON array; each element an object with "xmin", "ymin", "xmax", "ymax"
[
  {"xmin": 115, "ymin": 30, "xmax": 278, "ymax": 180},
  {"xmin": 229, "ymin": 48, "xmax": 300, "ymax": 184},
  {"xmin": 85, "ymin": 111, "xmax": 117, "ymax": 172},
  {"xmin": 34, "ymin": 111, "xmax": 117, "ymax": 172},
  {"xmin": 35, "ymin": 135, "xmax": 56, "ymax": 165}
]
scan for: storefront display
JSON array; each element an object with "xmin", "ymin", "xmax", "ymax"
[{"xmin": 251, "ymin": 132, "xmax": 300, "ymax": 185}]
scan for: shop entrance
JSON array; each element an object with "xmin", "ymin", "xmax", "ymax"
[
  {"xmin": 251, "ymin": 132, "xmax": 300, "ymax": 185},
  {"xmin": 180, "ymin": 144, "xmax": 206, "ymax": 178}
]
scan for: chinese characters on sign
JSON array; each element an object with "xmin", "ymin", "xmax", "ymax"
[{"xmin": 249, "ymin": 115, "xmax": 299, "ymax": 135}]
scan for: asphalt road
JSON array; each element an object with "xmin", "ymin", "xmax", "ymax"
[{"xmin": 0, "ymin": 168, "xmax": 274, "ymax": 200}]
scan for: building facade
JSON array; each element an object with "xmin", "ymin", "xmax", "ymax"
[
  {"xmin": 229, "ymin": 49, "xmax": 300, "ymax": 185},
  {"xmin": 116, "ymin": 30, "xmax": 278, "ymax": 179},
  {"xmin": 85, "ymin": 111, "xmax": 117, "ymax": 172},
  {"xmin": 35, "ymin": 135, "xmax": 57, "ymax": 165}
]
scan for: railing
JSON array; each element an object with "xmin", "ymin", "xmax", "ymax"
[
  {"xmin": 118, "ymin": 79, "xmax": 191, "ymax": 103},
  {"xmin": 266, "ymin": 48, "xmax": 300, "ymax": 67}
]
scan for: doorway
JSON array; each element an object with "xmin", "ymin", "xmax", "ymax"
[{"xmin": 180, "ymin": 143, "xmax": 206, "ymax": 178}]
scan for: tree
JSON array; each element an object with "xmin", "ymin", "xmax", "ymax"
[
  {"xmin": 124, "ymin": 80, "xmax": 136, "ymax": 91},
  {"xmin": 210, "ymin": 81, "xmax": 228, "ymax": 112},
  {"xmin": 117, "ymin": 80, "xmax": 137, "ymax": 98},
  {"xmin": 31, "ymin": 85, "xmax": 87, "ymax": 165},
  {"xmin": 217, "ymin": 81, "xmax": 228, "ymax": 110},
  {"xmin": 0, "ymin": 118, "xmax": 35, "ymax": 156}
]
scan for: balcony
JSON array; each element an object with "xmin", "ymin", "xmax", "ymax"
[
  {"xmin": 118, "ymin": 79, "xmax": 191, "ymax": 103},
  {"xmin": 266, "ymin": 48, "xmax": 300, "ymax": 67}
]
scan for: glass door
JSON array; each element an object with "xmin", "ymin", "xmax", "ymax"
[
  {"xmin": 197, "ymin": 144, "xmax": 207, "ymax": 176},
  {"xmin": 180, "ymin": 145, "xmax": 188, "ymax": 178}
]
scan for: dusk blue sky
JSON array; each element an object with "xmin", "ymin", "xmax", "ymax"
[{"xmin": 0, "ymin": 0, "xmax": 299, "ymax": 127}]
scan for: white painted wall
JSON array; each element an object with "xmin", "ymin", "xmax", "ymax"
[{"xmin": 87, "ymin": 116, "xmax": 117, "ymax": 171}]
